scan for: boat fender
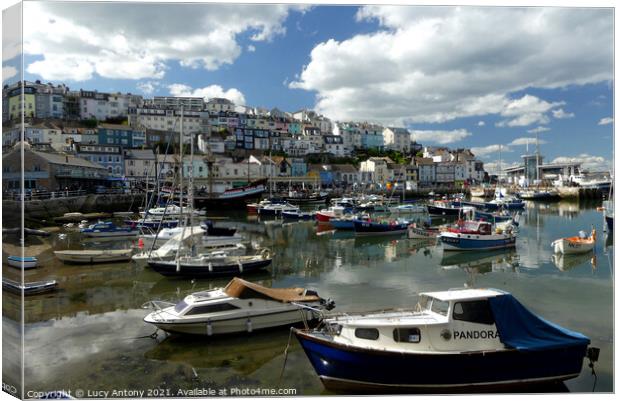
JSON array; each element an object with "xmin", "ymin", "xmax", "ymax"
[
  {"xmin": 238, "ymin": 260, "xmax": 243, "ymax": 273},
  {"xmin": 246, "ymin": 318, "xmax": 253, "ymax": 333},
  {"xmin": 208, "ymin": 262, "xmax": 213, "ymax": 272},
  {"xmin": 206, "ymin": 320, "xmax": 213, "ymax": 336}
]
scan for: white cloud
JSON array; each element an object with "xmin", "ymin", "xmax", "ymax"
[
  {"xmin": 3, "ymin": 66, "xmax": 18, "ymax": 82},
  {"xmin": 168, "ymin": 83, "xmax": 246, "ymax": 106},
  {"xmin": 136, "ymin": 81, "xmax": 161, "ymax": 95},
  {"xmin": 527, "ymin": 126, "xmax": 551, "ymax": 134},
  {"xmin": 509, "ymin": 137, "xmax": 548, "ymax": 146},
  {"xmin": 552, "ymin": 154, "xmax": 611, "ymax": 172},
  {"xmin": 471, "ymin": 144, "xmax": 512, "ymax": 157},
  {"xmin": 495, "ymin": 95, "xmax": 562, "ymax": 127},
  {"xmin": 552, "ymin": 108, "xmax": 575, "ymax": 119},
  {"xmin": 2, "ymin": 5, "xmax": 21, "ymax": 62},
  {"xmin": 291, "ymin": 7, "xmax": 612, "ymax": 124},
  {"xmin": 410, "ymin": 129, "xmax": 471, "ymax": 144},
  {"xmin": 247, "ymin": 45, "xmax": 256, "ymax": 52},
  {"xmin": 477, "ymin": 121, "xmax": 485, "ymax": 126},
  {"xmin": 22, "ymin": 2, "xmax": 304, "ymax": 81},
  {"xmin": 598, "ymin": 117, "xmax": 613, "ymax": 125}
]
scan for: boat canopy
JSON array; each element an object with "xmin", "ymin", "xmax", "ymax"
[
  {"xmin": 223, "ymin": 277, "xmax": 321, "ymax": 303},
  {"xmin": 488, "ymin": 293, "xmax": 590, "ymax": 351}
]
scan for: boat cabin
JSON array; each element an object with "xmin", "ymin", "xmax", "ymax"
[{"xmin": 451, "ymin": 221, "xmax": 493, "ymax": 235}]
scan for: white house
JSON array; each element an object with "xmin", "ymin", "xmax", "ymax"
[{"xmin": 383, "ymin": 127, "xmax": 411, "ymax": 153}]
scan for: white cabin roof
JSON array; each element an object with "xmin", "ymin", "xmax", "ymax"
[{"xmin": 420, "ymin": 288, "xmax": 505, "ymax": 302}]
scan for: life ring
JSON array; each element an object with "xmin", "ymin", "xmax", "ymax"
[{"xmin": 260, "ymin": 248, "xmax": 271, "ymax": 259}]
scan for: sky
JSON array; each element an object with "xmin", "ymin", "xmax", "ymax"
[{"xmin": 2, "ymin": 1, "xmax": 615, "ymax": 173}]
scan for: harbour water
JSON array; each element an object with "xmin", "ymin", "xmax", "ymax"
[{"xmin": 2, "ymin": 199, "xmax": 614, "ymax": 395}]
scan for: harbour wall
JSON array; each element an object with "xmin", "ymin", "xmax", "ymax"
[{"xmin": 2, "ymin": 193, "xmax": 144, "ymax": 227}]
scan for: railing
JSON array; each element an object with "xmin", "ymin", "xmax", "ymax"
[{"xmin": 2, "ymin": 188, "xmax": 143, "ymax": 201}]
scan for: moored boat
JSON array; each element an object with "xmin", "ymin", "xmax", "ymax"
[
  {"xmin": 7, "ymin": 256, "xmax": 38, "ymax": 269},
  {"xmin": 294, "ymin": 288, "xmax": 598, "ymax": 392},
  {"xmin": 2, "ymin": 278, "xmax": 58, "ymax": 295},
  {"xmin": 551, "ymin": 229, "xmax": 596, "ymax": 255},
  {"xmin": 281, "ymin": 210, "xmax": 316, "ymax": 220},
  {"xmin": 147, "ymin": 250, "xmax": 273, "ymax": 278},
  {"xmin": 257, "ymin": 202, "xmax": 299, "ymax": 216},
  {"xmin": 388, "ymin": 204, "xmax": 427, "ymax": 214},
  {"xmin": 407, "ymin": 223, "xmax": 441, "ymax": 239},
  {"xmin": 354, "ymin": 219, "xmax": 409, "ymax": 236},
  {"xmin": 143, "ymin": 277, "xmax": 335, "ymax": 335},
  {"xmin": 439, "ymin": 221, "xmax": 517, "ymax": 251},
  {"xmin": 80, "ymin": 221, "xmax": 139, "ymax": 237},
  {"xmin": 427, "ymin": 201, "xmax": 463, "ymax": 216},
  {"xmin": 54, "ymin": 249, "xmax": 133, "ymax": 264}
]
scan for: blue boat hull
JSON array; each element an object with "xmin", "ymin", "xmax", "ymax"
[
  {"xmin": 330, "ymin": 220, "xmax": 356, "ymax": 230},
  {"xmin": 148, "ymin": 259, "xmax": 272, "ymax": 278},
  {"xmin": 474, "ymin": 211, "xmax": 514, "ymax": 223},
  {"xmin": 427, "ymin": 204, "xmax": 462, "ymax": 216},
  {"xmin": 440, "ymin": 235, "xmax": 517, "ymax": 251},
  {"xmin": 295, "ymin": 330, "xmax": 587, "ymax": 392},
  {"xmin": 484, "ymin": 202, "xmax": 525, "ymax": 211},
  {"xmin": 354, "ymin": 221, "xmax": 408, "ymax": 236}
]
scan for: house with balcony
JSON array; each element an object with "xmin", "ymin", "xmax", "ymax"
[{"xmin": 75, "ymin": 143, "xmax": 124, "ymax": 177}]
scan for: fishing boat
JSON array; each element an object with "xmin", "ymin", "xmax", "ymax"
[
  {"xmin": 285, "ymin": 191, "xmax": 328, "ymax": 205},
  {"xmin": 407, "ymin": 222, "xmax": 441, "ymax": 239},
  {"xmin": 147, "ymin": 250, "xmax": 273, "ymax": 278},
  {"xmin": 388, "ymin": 204, "xmax": 427, "ymax": 214},
  {"xmin": 142, "ymin": 277, "xmax": 335, "ymax": 336},
  {"xmin": 7, "ymin": 256, "xmax": 38, "ymax": 269},
  {"xmin": 281, "ymin": 210, "xmax": 316, "ymax": 220},
  {"xmin": 80, "ymin": 221, "xmax": 139, "ymax": 237},
  {"xmin": 316, "ymin": 206, "xmax": 348, "ymax": 223},
  {"xmin": 330, "ymin": 214, "xmax": 370, "ymax": 230},
  {"xmin": 194, "ymin": 179, "xmax": 267, "ymax": 209},
  {"xmin": 294, "ymin": 288, "xmax": 598, "ymax": 392},
  {"xmin": 2, "ymin": 278, "xmax": 58, "ymax": 295},
  {"xmin": 485, "ymin": 196, "xmax": 525, "ymax": 211},
  {"xmin": 439, "ymin": 221, "xmax": 517, "ymax": 251},
  {"xmin": 54, "ymin": 249, "xmax": 133, "ymax": 264},
  {"xmin": 354, "ymin": 219, "xmax": 409, "ymax": 237},
  {"xmin": 427, "ymin": 200, "xmax": 463, "ymax": 216},
  {"xmin": 474, "ymin": 210, "xmax": 517, "ymax": 224},
  {"xmin": 551, "ymin": 229, "xmax": 596, "ymax": 255}
]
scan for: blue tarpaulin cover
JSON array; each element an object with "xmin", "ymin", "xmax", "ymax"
[{"xmin": 488, "ymin": 293, "xmax": 590, "ymax": 351}]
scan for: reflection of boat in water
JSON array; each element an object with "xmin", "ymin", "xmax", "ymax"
[
  {"xmin": 144, "ymin": 328, "xmax": 291, "ymax": 375},
  {"xmin": 440, "ymin": 249, "xmax": 519, "ymax": 271},
  {"xmin": 552, "ymin": 253, "xmax": 596, "ymax": 272}
]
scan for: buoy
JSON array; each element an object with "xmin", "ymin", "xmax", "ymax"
[
  {"xmin": 206, "ymin": 320, "xmax": 213, "ymax": 336},
  {"xmin": 246, "ymin": 318, "xmax": 253, "ymax": 333},
  {"xmin": 138, "ymin": 238, "xmax": 144, "ymax": 249}
]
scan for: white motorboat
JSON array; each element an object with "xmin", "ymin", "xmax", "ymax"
[
  {"xmin": 54, "ymin": 249, "xmax": 133, "ymax": 264},
  {"xmin": 389, "ymin": 204, "xmax": 427, "ymax": 214},
  {"xmin": 551, "ymin": 229, "xmax": 596, "ymax": 255},
  {"xmin": 139, "ymin": 205, "xmax": 205, "ymax": 218},
  {"xmin": 7, "ymin": 256, "xmax": 38, "ymax": 269},
  {"xmin": 143, "ymin": 277, "xmax": 335, "ymax": 335},
  {"xmin": 257, "ymin": 202, "xmax": 299, "ymax": 216}
]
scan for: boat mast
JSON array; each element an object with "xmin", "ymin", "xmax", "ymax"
[
  {"xmin": 535, "ymin": 132, "xmax": 540, "ymax": 182},
  {"xmin": 176, "ymin": 107, "xmax": 185, "ymax": 271}
]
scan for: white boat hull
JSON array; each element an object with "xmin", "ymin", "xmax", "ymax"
[
  {"xmin": 54, "ymin": 250, "xmax": 133, "ymax": 263},
  {"xmin": 407, "ymin": 226, "xmax": 439, "ymax": 239},
  {"xmin": 7, "ymin": 259, "xmax": 38, "ymax": 269},
  {"xmin": 552, "ymin": 239, "xmax": 594, "ymax": 255},
  {"xmin": 146, "ymin": 308, "xmax": 315, "ymax": 335}
]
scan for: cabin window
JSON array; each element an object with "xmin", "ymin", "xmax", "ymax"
[
  {"xmin": 355, "ymin": 328, "xmax": 379, "ymax": 340},
  {"xmin": 430, "ymin": 299, "xmax": 450, "ymax": 316},
  {"xmin": 174, "ymin": 300, "xmax": 189, "ymax": 313},
  {"xmin": 452, "ymin": 300, "xmax": 495, "ymax": 325},
  {"xmin": 393, "ymin": 328, "xmax": 421, "ymax": 343},
  {"xmin": 185, "ymin": 303, "xmax": 240, "ymax": 315}
]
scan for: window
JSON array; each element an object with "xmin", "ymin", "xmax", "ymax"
[
  {"xmin": 453, "ymin": 300, "xmax": 495, "ymax": 325},
  {"xmin": 354, "ymin": 328, "xmax": 380, "ymax": 340},
  {"xmin": 184, "ymin": 303, "xmax": 240, "ymax": 315},
  {"xmin": 430, "ymin": 299, "xmax": 449, "ymax": 316},
  {"xmin": 393, "ymin": 328, "xmax": 421, "ymax": 343},
  {"xmin": 174, "ymin": 300, "xmax": 189, "ymax": 313}
]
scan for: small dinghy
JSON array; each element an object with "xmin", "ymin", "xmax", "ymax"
[
  {"xmin": 294, "ymin": 288, "xmax": 599, "ymax": 392},
  {"xmin": 143, "ymin": 277, "xmax": 335, "ymax": 335},
  {"xmin": 2, "ymin": 278, "xmax": 57, "ymax": 295},
  {"xmin": 552, "ymin": 229, "xmax": 596, "ymax": 255},
  {"xmin": 54, "ymin": 249, "xmax": 133, "ymax": 264},
  {"xmin": 7, "ymin": 256, "xmax": 38, "ymax": 269}
]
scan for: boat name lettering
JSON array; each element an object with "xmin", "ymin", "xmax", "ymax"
[{"xmin": 453, "ymin": 330, "xmax": 499, "ymax": 340}]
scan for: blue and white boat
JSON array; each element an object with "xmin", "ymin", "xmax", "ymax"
[
  {"xmin": 439, "ymin": 220, "xmax": 517, "ymax": 251},
  {"xmin": 294, "ymin": 288, "xmax": 598, "ymax": 392},
  {"xmin": 282, "ymin": 210, "xmax": 316, "ymax": 220},
  {"xmin": 474, "ymin": 210, "xmax": 517, "ymax": 225},
  {"xmin": 124, "ymin": 217, "xmax": 179, "ymax": 229},
  {"xmin": 388, "ymin": 204, "xmax": 427, "ymax": 214},
  {"xmin": 353, "ymin": 219, "xmax": 409, "ymax": 236},
  {"xmin": 7, "ymin": 256, "xmax": 38, "ymax": 269},
  {"xmin": 80, "ymin": 221, "xmax": 139, "ymax": 237},
  {"xmin": 257, "ymin": 202, "xmax": 299, "ymax": 216},
  {"xmin": 485, "ymin": 196, "xmax": 525, "ymax": 211}
]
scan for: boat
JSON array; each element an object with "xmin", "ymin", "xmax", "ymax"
[
  {"xmin": 427, "ymin": 201, "xmax": 463, "ymax": 216},
  {"xmin": 124, "ymin": 217, "xmax": 180, "ymax": 229},
  {"xmin": 7, "ymin": 256, "xmax": 38, "ymax": 269},
  {"xmin": 281, "ymin": 210, "xmax": 316, "ymax": 220},
  {"xmin": 54, "ymin": 249, "xmax": 133, "ymax": 264},
  {"xmin": 603, "ymin": 179, "xmax": 613, "ymax": 231},
  {"xmin": 407, "ymin": 222, "xmax": 441, "ymax": 239},
  {"xmin": 257, "ymin": 202, "xmax": 299, "ymax": 216},
  {"xmin": 2, "ymin": 278, "xmax": 58, "ymax": 295},
  {"xmin": 139, "ymin": 204, "xmax": 205, "ymax": 219},
  {"xmin": 330, "ymin": 214, "xmax": 370, "ymax": 230},
  {"xmin": 551, "ymin": 229, "xmax": 596, "ymax": 255},
  {"xmin": 143, "ymin": 277, "xmax": 335, "ymax": 335},
  {"xmin": 79, "ymin": 221, "xmax": 139, "ymax": 237},
  {"xmin": 316, "ymin": 206, "xmax": 348, "ymax": 223},
  {"xmin": 194, "ymin": 179, "xmax": 267, "ymax": 209},
  {"xmin": 474, "ymin": 210, "xmax": 517, "ymax": 224},
  {"xmin": 294, "ymin": 288, "xmax": 598, "ymax": 392},
  {"xmin": 439, "ymin": 220, "xmax": 517, "ymax": 251},
  {"xmin": 147, "ymin": 250, "xmax": 273, "ymax": 278},
  {"xmin": 485, "ymin": 196, "xmax": 525, "ymax": 211},
  {"xmin": 285, "ymin": 191, "xmax": 328, "ymax": 205},
  {"xmin": 388, "ymin": 204, "xmax": 427, "ymax": 214},
  {"xmin": 518, "ymin": 190, "xmax": 561, "ymax": 201},
  {"xmin": 354, "ymin": 219, "xmax": 409, "ymax": 237}
]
